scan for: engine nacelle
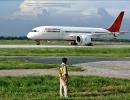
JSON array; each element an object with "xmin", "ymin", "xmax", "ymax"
[{"xmin": 76, "ymin": 34, "xmax": 92, "ymax": 45}]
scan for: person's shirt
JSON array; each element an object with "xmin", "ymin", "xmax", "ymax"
[{"xmin": 59, "ymin": 63, "xmax": 68, "ymax": 78}]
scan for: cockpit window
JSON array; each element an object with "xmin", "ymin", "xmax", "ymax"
[{"xmin": 32, "ymin": 30, "xmax": 38, "ymax": 32}]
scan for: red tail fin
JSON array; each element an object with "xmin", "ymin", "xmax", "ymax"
[{"xmin": 107, "ymin": 11, "xmax": 124, "ymax": 32}]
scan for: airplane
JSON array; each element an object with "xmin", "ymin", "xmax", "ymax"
[{"xmin": 27, "ymin": 11, "xmax": 125, "ymax": 46}]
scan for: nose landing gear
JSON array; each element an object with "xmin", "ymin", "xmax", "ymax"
[{"xmin": 35, "ymin": 40, "xmax": 40, "ymax": 45}]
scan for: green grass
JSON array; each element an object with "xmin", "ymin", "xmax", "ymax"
[
  {"xmin": 0, "ymin": 40, "xmax": 35, "ymax": 44},
  {"xmin": 0, "ymin": 48, "xmax": 130, "ymax": 57},
  {"xmin": 0, "ymin": 39, "xmax": 69, "ymax": 45},
  {"xmin": 0, "ymin": 59, "xmax": 81, "ymax": 71},
  {"xmin": 0, "ymin": 76, "xmax": 130, "ymax": 100}
]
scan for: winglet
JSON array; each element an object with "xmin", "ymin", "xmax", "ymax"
[{"xmin": 107, "ymin": 11, "xmax": 124, "ymax": 32}]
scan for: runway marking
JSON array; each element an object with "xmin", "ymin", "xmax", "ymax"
[
  {"xmin": 0, "ymin": 45, "xmax": 130, "ymax": 48},
  {"xmin": 0, "ymin": 45, "xmax": 86, "ymax": 48}
]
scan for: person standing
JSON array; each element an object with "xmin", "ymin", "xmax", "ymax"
[{"xmin": 59, "ymin": 57, "xmax": 68, "ymax": 98}]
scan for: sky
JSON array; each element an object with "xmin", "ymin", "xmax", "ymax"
[{"xmin": 0, "ymin": 0, "xmax": 130, "ymax": 39}]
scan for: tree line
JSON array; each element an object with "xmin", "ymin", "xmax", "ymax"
[{"xmin": 0, "ymin": 36, "xmax": 27, "ymax": 40}]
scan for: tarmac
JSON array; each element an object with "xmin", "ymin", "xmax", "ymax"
[
  {"xmin": 0, "ymin": 56, "xmax": 130, "ymax": 64},
  {"xmin": 0, "ymin": 44, "xmax": 130, "ymax": 48}
]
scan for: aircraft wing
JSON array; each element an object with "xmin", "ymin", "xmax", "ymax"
[{"xmin": 69, "ymin": 33, "xmax": 92, "ymax": 39}]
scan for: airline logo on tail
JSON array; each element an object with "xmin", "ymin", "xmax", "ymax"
[{"xmin": 107, "ymin": 11, "xmax": 124, "ymax": 33}]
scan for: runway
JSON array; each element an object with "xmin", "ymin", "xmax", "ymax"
[
  {"xmin": 0, "ymin": 45, "xmax": 86, "ymax": 48},
  {"xmin": 1, "ymin": 56, "xmax": 130, "ymax": 64},
  {"xmin": 0, "ymin": 45, "xmax": 130, "ymax": 48}
]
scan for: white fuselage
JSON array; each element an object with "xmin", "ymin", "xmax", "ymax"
[{"xmin": 27, "ymin": 26, "xmax": 113, "ymax": 40}]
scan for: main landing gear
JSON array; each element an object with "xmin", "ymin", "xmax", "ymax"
[
  {"xmin": 35, "ymin": 40, "xmax": 40, "ymax": 45},
  {"xmin": 70, "ymin": 41, "xmax": 78, "ymax": 45},
  {"xmin": 85, "ymin": 43, "xmax": 93, "ymax": 46}
]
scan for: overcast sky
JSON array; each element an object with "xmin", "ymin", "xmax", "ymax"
[{"xmin": 0, "ymin": 0, "xmax": 130, "ymax": 39}]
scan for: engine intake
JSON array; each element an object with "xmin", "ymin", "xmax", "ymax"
[{"xmin": 76, "ymin": 34, "xmax": 91, "ymax": 45}]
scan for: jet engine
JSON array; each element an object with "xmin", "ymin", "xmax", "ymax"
[{"xmin": 76, "ymin": 34, "xmax": 92, "ymax": 46}]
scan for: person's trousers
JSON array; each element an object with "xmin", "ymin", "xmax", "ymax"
[{"xmin": 60, "ymin": 78, "xmax": 68, "ymax": 97}]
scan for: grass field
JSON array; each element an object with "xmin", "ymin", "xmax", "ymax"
[
  {"xmin": 0, "ymin": 39, "xmax": 69, "ymax": 45},
  {"xmin": 0, "ymin": 40, "xmax": 35, "ymax": 45},
  {"xmin": 0, "ymin": 39, "xmax": 130, "ymax": 100},
  {"xmin": 0, "ymin": 59, "xmax": 81, "ymax": 71},
  {"xmin": 0, "ymin": 76, "xmax": 130, "ymax": 100},
  {"xmin": 0, "ymin": 48, "xmax": 130, "ymax": 57}
]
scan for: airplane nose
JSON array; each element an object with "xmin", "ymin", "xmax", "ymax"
[
  {"xmin": 27, "ymin": 32, "xmax": 42, "ymax": 39},
  {"xmin": 27, "ymin": 32, "xmax": 32, "ymax": 39}
]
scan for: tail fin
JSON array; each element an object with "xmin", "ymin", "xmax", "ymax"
[{"xmin": 107, "ymin": 11, "xmax": 124, "ymax": 32}]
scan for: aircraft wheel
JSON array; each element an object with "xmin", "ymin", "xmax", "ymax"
[
  {"xmin": 85, "ymin": 43, "xmax": 93, "ymax": 46},
  {"xmin": 36, "ymin": 40, "xmax": 40, "ymax": 45},
  {"xmin": 71, "ymin": 41, "xmax": 78, "ymax": 45}
]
